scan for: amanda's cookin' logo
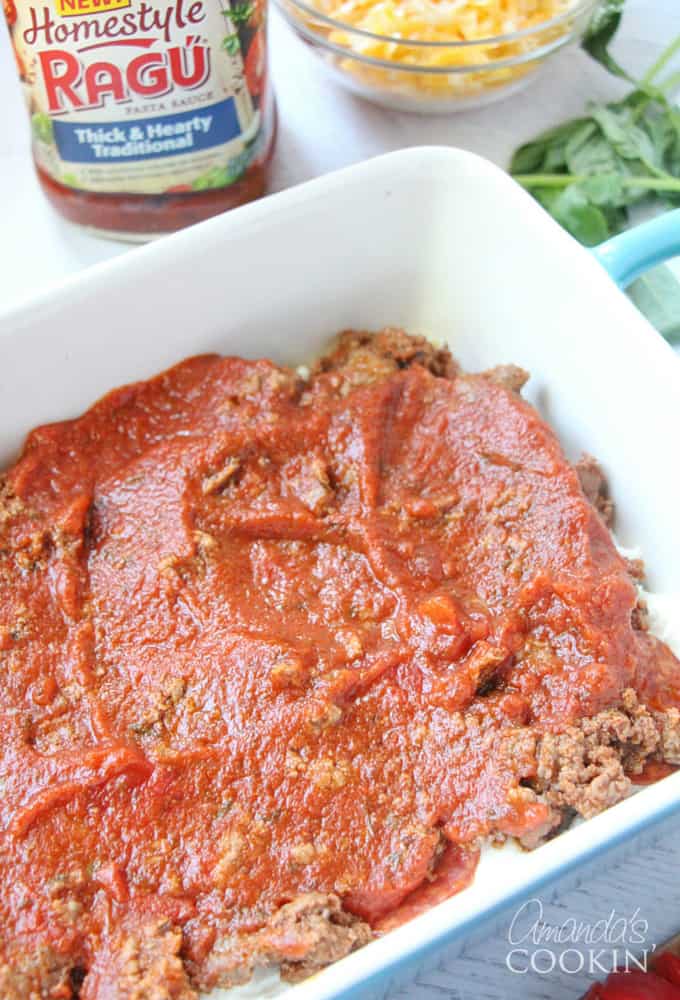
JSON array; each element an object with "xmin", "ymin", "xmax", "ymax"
[
  {"xmin": 506, "ymin": 899, "xmax": 654, "ymax": 978},
  {"xmin": 55, "ymin": 0, "xmax": 131, "ymax": 17}
]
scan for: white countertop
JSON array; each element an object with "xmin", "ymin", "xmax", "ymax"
[{"xmin": 1, "ymin": 3, "xmax": 680, "ymax": 999}]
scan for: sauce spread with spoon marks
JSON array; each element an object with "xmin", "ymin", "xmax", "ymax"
[{"xmin": 1, "ymin": 330, "xmax": 678, "ymax": 997}]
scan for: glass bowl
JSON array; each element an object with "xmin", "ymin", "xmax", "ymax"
[{"xmin": 274, "ymin": 0, "xmax": 599, "ymax": 113}]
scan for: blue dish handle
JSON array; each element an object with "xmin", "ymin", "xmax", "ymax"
[{"xmin": 592, "ymin": 209, "xmax": 680, "ymax": 287}]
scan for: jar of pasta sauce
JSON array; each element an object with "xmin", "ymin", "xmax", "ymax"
[{"xmin": 3, "ymin": 0, "xmax": 276, "ymax": 239}]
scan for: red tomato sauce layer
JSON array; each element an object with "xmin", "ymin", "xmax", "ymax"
[{"xmin": 0, "ymin": 330, "xmax": 678, "ymax": 997}]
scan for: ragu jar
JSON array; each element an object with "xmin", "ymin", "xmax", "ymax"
[{"xmin": 3, "ymin": 0, "xmax": 276, "ymax": 239}]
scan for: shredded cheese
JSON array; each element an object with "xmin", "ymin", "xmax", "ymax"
[{"xmin": 299, "ymin": 0, "xmax": 578, "ymax": 100}]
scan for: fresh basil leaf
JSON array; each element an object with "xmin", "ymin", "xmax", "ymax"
[
  {"xmin": 614, "ymin": 161, "xmax": 658, "ymax": 205},
  {"xmin": 508, "ymin": 142, "xmax": 548, "ymax": 175},
  {"xmin": 589, "ymin": 103, "xmax": 662, "ymax": 171},
  {"xmin": 582, "ymin": 0, "xmax": 633, "ymax": 82},
  {"xmin": 563, "ymin": 125, "xmax": 647, "ymax": 209},
  {"xmin": 627, "ymin": 264, "xmax": 680, "ymax": 343},
  {"xmin": 509, "ymin": 119, "xmax": 590, "ymax": 174},
  {"xmin": 641, "ymin": 105, "xmax": 676, "ymax": 163},
  {"xmin": 663, "ymin": 107, "xmax": 680, "ymax": 175},
  {"xmin": 543, "ymin": 184, "xmax": 612, "ymax": 245},
  {"xmin": 601, "ymin": 202, "xmax": 629, "ymax": 234},
  {"xmin": 563, "ymin": 120, "xmax": 599, "ymax": 162},
  {"xmin": 583, "ymin": 0, "xmax": 625, "ymax": 43},
  {"xmin": 566, "ymin": 127, "xmax": 621, "ymax": 177},
  {"xmin": 543, "ymin": 143, "xmax": 569, "ymax": 172},
  {"xmin": 580, "ymin": 172, "xmax": 626, "ymax": 207}
]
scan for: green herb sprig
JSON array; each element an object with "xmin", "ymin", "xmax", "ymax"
[
  {"xmin": 511, "ymin": 45, "xmax": 680, "ymax": 244},
  {"xmin": 221, "ymin": 1, "xmax": 255, "ymax": 54},
  {"xmin": 228, "ymin": 1, "xmax": 255, "ymax": 23},
  {"xmin": 222, "ymin": 33, "xmax": 241, "ymax": 55},
  {"xmin": 510, "ymin": 3, "xmax": 680, "ymax": 342},
  {"xmin": 581, "ymin": 0, "xmax": 630, "ymax": 81}
]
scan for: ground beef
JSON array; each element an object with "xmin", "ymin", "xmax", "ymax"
[
  {"xmin": 531, "ymin": 690, "xmax": 675, "ymax": 821},
  {"xmin": 480, "ymin": 364, "xmax": 529, "ymax": 393},
  {"xmin": 80, "ymin": 921, "xmax": 197, "ymax": 1000},
  {"xmin": 313, "ymin": 327, "xmax": 459, "ymax": 383},
  {"xmin": 264, "ymin": 893, "xmax": 373, "ymax": 982},
  {"xmin": 659, "ymin": 707, "xmax": 680, "ymax": 764},
  {"xmin": 508, "ymin": 785, "xmax": 564, "ymax": 851},
  {"xmin": 575, "ymin": 454, "xmax": 615, "ymax": 526},
  {"xmin": 632, "ymin": 596, "xmax": 650, "ymax": 632},
  {"xmin": 625, "ymin": 557, "xmax": 646, "ymax": 582},
  {"xmin": 197, "ymin": 894, "xmax": 372, "ymax": 990},
  {"xmin": 0, "ymin": 948, "xmax": 73, "ymax": 1000}
]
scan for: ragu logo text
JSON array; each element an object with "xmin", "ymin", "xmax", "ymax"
[
  {"xmin": 22, "ymin": 0, "xmax": 213, "ymax": 113},
  {"xmin": 39, "ymin": 42, "xmax": 210, "ymax": 112}
]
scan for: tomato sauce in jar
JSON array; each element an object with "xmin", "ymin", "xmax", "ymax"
[{"xmin": 4, "ymin": 0, "xmax": 276, "ymax": 240}]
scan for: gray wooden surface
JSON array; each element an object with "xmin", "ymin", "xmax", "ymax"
[{"xmin": 385, "ymin": 817, "xmax": 680, "ymax": 999}]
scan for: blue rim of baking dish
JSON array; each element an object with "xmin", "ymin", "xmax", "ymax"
[{"xmin": 594, "ymin": 209, "xmax": 680, "ymax": 287}]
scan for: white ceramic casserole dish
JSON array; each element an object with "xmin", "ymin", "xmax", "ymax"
[{"xmin": 1, "ymin": 146, "xmax": 679, "ymax": 1000}]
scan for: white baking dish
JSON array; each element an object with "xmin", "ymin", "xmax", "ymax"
[{"xmin": 1, "ymin": 146, "xmax": 680, "ymax": 1000}]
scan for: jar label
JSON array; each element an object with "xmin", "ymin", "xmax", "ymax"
[{"xmin": 4, "ymin": 0, "xmax": 271, "ymax": 194}]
